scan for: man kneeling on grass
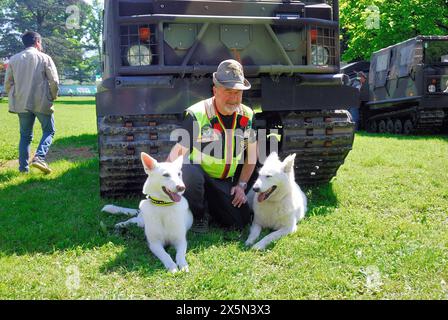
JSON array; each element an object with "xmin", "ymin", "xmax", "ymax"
[
  {"xmin": 4, "ymin": 31, "xmax": 59, "ymax": 174},
  {"xmin": 167, "ymin": 59, "xmax": 258, "ymax": 233}
]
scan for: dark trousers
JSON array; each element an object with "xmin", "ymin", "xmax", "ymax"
[{"xmin": 182, "ymin": 164, "xmax": 253, "ymax": 230}]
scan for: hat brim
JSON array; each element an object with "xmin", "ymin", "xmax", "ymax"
[{"xmin": 213, "ymin": 73, "xmax": 252, "ymax": 91}]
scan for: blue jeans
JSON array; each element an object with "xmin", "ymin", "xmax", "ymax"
[
  {"xmin": 18, "ymin": 112, "xmax": 56, "ymax": 172},
  {"xmin": 348, "ymin": 107, "xmax": 360, "ymax": 131}
]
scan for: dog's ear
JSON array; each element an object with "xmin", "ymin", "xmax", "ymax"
[
  {"xmin": 264, "ymin": 152, "xmax": 279, "ymax": 164},
  {"xmin": 141, "ymin": 152, "xmax": 158, "ymax": 172},
  {"xmin": 282, "ymin": 154, "xmax": 296, "ymax": 173},
  {"xmin": 173, "ymin": 156, "xmax": 184, "ymax": 171}
]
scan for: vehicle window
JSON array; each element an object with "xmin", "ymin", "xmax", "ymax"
[
  {"xmin": 424, "ymin": 41, "xmax": 448, "ymax": 64},
  {"xmin": 398, "ymin": 44, "xmax": 415, "ymax": 78},
  {"xmin": 374, "ymin": 52, "xmax": 390, "ymax": 88},
  {"xmin": 376, "ymin": 53, "xmax": 389, "ymax": 72}
]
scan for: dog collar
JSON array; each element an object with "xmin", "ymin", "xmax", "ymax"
[{"xmin": 147, "ymin": 196, "xmax": 176, "ymax": 207}]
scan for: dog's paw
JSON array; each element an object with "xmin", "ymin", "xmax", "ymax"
[
  {"xmin": 168, "ymin": 267, "xmax": 179, "ymax": 274},
  {"xmin": 114, "ymin": 222, "xmax": 127, "ymax": 230},
  {"xmin": 102, "ymin": 205, "xmax": 120, "ymax": 215},
  {"xmin": 245, "ymin": 240, "xmax": 255, "ymax": 247},
  {"xmin": 252, "ymin": 243, "xmax": 267, "ymax": 251},
  {"xmin": 179, "ymin": 265, "xmax": 190, "ymax": 273},
  {"xmin": 177, "ymin": 260, "xmax": 190, "ymax": 273}
]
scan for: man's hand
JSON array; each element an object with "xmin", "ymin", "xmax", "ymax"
[{"xmin": 231, "ymin": 186, "xmax": 247, "ymax": 208}]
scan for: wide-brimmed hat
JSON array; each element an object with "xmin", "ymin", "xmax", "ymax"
[{"xmin": 213, "ymin": 59, "xmax": 251, "ymax": 91}]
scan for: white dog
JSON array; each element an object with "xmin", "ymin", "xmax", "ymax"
[
  {"xmin": 245, "ymin": 152, "xmax": 307, "ymax": 250},
  {"xmin": 102, "ymin": 153, "xmax": 193, "ymax": 273}
]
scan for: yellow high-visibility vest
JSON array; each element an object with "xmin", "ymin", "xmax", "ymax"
[{"xmin": 187, "ymin": 98, "xmax": 254, "ymax": 179}]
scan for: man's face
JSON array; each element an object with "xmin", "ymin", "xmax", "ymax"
[
  {"xmin": 358, "ymin": 73, "xmax": 367, "ymax": 84},
  {"xmin": 213, "ymin": 86, "xmax": 243, "ymax": 115},
  {"xmin": 36, "ymin": 38, "xmax": 43, "ymax": 52}
]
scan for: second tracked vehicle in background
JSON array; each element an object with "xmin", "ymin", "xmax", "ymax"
[{"xmin": 343, "ymin": 36, "xmax": 448, "ymax": 135}]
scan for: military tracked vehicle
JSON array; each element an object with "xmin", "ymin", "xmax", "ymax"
[
  {"xmin": 343, "ymin": 36, "xmax": 448, "ymax": 134},
  {"xmin": 97, "ymin": 0, "xmax": 359, "ymax": 198}
]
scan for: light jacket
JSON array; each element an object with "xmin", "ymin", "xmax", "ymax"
[{"xmin": 4, "ymin": 47, "xmax": 59, "ymax": 115}]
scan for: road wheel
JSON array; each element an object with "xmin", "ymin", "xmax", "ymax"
[
  {"xmin": 403, "ymin": 119, "xmax": 414, "ymax": 135},
  {"xmin": 386, "ymin": 119, "xmax": 394, "ymax": 133},
  {"xmin": 368, "ymin": 120, "xmax": 377, "ymax": 133},
  {"xmin": 378, "ymin": 120, "xmax": 386, "ymax": 133},
  {"xmin": 394, "ymin": 119, "xmax": 403, "ymax": 134}
]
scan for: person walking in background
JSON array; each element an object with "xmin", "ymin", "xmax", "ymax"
[
  {"xmin": 348, "ymin": 71, "xmax": 367, "ymax": 130},
  {"xmin": 4, "ymin": 31, "xmax": 59, "ymax": 174}
]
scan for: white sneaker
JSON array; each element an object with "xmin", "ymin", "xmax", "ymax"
[{"xmin": 31, "ymin": 158, "xmax": 52, "ymax": 174}]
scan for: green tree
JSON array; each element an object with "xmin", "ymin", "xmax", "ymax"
[
  {"xmin": 0, "ymin": 0, "xmax": 103, "ymax": 83},
  {"xmin": 340, "ymin": 0, "xmax": 448, "ymax": 61},
  {"xmin": 64, "ymin": 55, "xmax": 101, "ymax": 84},
  {"xmin": 83, "ymin": 0, "xmax": 103, "ymax": 59},
  {"xmin": 0, "ymin": 61, "xmax": 6, "ymax": 87}
]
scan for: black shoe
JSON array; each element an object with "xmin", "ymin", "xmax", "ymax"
[
  {"xmin": 191, "ymin": 218, "xmax": 209, "ymax": 234},
  {"xmin": 31, "ymin": 157, "xmax": 52, "ymax": 174}
]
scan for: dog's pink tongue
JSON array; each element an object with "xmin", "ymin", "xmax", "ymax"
[
  {"xmin": 258, "ymin": 193, "xmax": 266, "ymax": 203},
  {"xmin": 170, "ymin": 192, "xmax": 182, "ymax": 203}
]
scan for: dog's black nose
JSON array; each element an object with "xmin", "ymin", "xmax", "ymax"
[
  {"xmin": 253, "ymin": 187, "xmax": 261, "ymax": 193},
  {"xmin": 177, "ymin": 186, "xmax": 186, "ymax": 193}
]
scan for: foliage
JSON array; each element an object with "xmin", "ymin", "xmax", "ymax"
[
  {"xmin": 340, "ymin": 0, "xmax": 448, "ymax": 61},
  {"xmin": 0, "ymin": 0, "xmax": 103, "ymax": 83},
  {"xmin": 83, "ymin": 0, "xmax": 103, "ymax": 59},
  {"xmin": 64, "ymin": 55, "xmax": 101, "ymax": 84}
]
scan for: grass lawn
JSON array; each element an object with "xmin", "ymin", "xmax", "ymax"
[{"xmin": 0, "ymin": 97, "xmax": 447, "ymax": 300}]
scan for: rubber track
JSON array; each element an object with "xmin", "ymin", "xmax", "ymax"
[
  {"xmin": 98, "ymin": 115, "xmax": 181, "ymax": 198},
  {"xmin": 99, "ymin": 111, "xmax": 355, "ymax": 197},
  {"xmin": 279, "ymin": 110, "xmax": 355, "ymax": 185},
  {"xmin": 367, "ymin": 108, "xmax": 445, "ymax": 134}
]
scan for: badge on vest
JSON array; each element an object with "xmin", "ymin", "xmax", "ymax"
[
  {"xmin": 198, "ymin": 126, "xmax": 221, "ymax": 143},
  {"xmin": 235, "ymin": 130, "xmax": 253, "ymax": 153}
]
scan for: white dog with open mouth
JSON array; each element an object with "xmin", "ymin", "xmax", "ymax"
[
  {"xmin": 245, "ymin": 152, "xmax": 307, "ymax": 250},
  {"xmin": 102, "ymin": 153, "xmax": 193, "ymax": 273}
]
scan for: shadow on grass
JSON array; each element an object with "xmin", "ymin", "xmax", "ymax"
[
  {"xmin": 304, "ymin": 183, "xmax": 339, "ymax": 218},
  {"xmin": 47, "ymin": 134, "xmax": 98, "ymax": 162},
  {"xmin": 100, "ymin": 182, "xmax": 340, "ymax": 275},
  {"xmin": 52, "ymin": 133, "xmax": 98, "ymax": 148},
  {"xmin": 0, "ymin": 134, "xmax": 107, "ymax": 255},
  {"xmin": 0, "ymin": 134, "xmax": 98, "ymax": 184},
  {"xmin": 0, "ymin": 158, "xmax": 108, "ymax": 254},
  {"xmin": 99, "ymin": 225, "xmax": 249, "ymax": 276},
  {"xmin": 0, "ymin": 134, "xmax": 340, "ymax": 275},
  {"xmin": 0, "ymin": 151, "xmax": 233, "ymax": 276},
  {"xmin": 0, "ymin": 170, "xmax": 21, "ymax": 184}
]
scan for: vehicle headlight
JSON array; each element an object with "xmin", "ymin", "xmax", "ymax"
[
  {"xmin": 127, "ymin": 44, "xmax": 152, "ymax": 66},
  {"xmin": 428, "ymin": 84, "xmax": 436, "ymax": 93},
  {"xmin": 312, "ymin": 45, "xmax": 330, "ymax": 66}
]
